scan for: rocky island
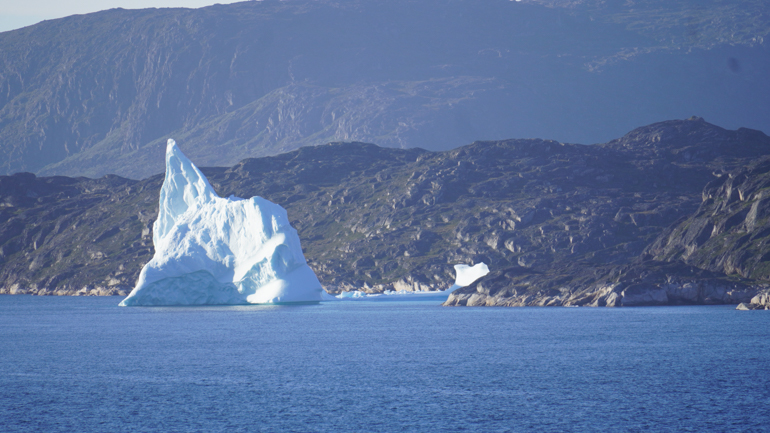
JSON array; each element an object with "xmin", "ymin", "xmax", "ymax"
[{"xmin": 2, "ymin": 117, "xmax": 770, "ymax": 308}]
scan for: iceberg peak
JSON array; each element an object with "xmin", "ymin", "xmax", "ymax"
[
  {"xmin": 153, "ymin": 139, "xmax": 218, "ymax": 246},
  {"xmin": 120, "ymin": 139, "xmax": 324, "ymax": 306}
]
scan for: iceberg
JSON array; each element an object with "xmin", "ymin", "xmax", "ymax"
[
  {"xmin": 334, "ymin": 262, "xmax": 490, "ymax": 301},
  {"xmin": 120, "ymin": 139, "xmax": 324, "ymax": 306},
  {"xmin": 447, "ymin": 262, "xmax": 490, "ymax": 291}
]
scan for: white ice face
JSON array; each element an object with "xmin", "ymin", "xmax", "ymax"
[
  {"xmin": 452, "ymin": 263, "xmax": 490, "ymax": 287},
  {"xmin": 120, "ymin": 139, "xmax": 324, "ymax": 306}
]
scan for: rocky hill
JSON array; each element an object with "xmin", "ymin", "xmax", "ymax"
[
  {"xmin": 1, "ymin": 0, "xmax": 768, "ymax": 179},
  {"xmin": 645, "ymin": 157, "xmax": 770, "ymax": 280},
  {"xmin": 446, "ymin": 119, "xmax": 770, "ymax": 307},
  {"xmin": 0, "ymin": 173, "xmax": 155, "ymax": 296},
  {"xmin": 3, "ymin": 117, "xmax": 770, "ymax": 308}
]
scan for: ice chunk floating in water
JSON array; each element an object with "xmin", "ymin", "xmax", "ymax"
[
  {"xmin": 446, "ymin": 263, "xmax": 490, "ymax": 292},
  {"xmin": 335, "ymin": 262, "xmax": 489, "ymax": 301},
  {"xmin": 120, "ymin": 139, "xmax": 324, "ymax": 306}
]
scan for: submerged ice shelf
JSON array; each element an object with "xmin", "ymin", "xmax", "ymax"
[
  {"xmin": 120, "ymin": 139, "xmax": 324, "ymax": 306},
  {"xmin": 334, "ymin": 263, "xmax": 489, "ymax": 302}
]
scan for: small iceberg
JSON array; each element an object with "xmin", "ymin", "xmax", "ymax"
[
  {"xmin": 335, "ymin": 263, "xmax": 490, "ymax": 301},
  {"xmin": 446, "ymin": 263, "xmax": 492, "ymax": 292},
  {"xmin": 120, "ymin": 139, "xmax": 324, "ymax": 306}
]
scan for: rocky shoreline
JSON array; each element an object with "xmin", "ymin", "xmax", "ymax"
[
  {"xmin": 445, "ymin": 276, "xmax": 764, "ymax": 308},
  {"xmin": 2, "ymin": 284, "xmax": 129, "ymax": 297},
  {"xmin": 737, "ymin": 290, "xmax": 770, "ymax": 310}
]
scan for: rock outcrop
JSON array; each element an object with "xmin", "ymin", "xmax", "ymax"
[
  {"xmin": 445, "ymin": 118, "xmax": 770, "ymax": 306},
  {"xmin": 445, "ymin": 262, "xmax": 761, "ymax": 307},
  {"xmin": 645, "ymin": 157, "xmax": 770, "ymax": 280},
  {"xmin": 737, "ymin": 290, "xmax": 770, "ymax": 310},
  {"xmin": 0, "ymin": 172, "xmax": 156, "ymax": 297}
]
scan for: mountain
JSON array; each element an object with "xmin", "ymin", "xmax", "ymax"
[
  {"xmin": 1, "ymin": 0, "xmax": 768, "ymax": 179},
  {"xmin": 2, "ymin": 117, "xmax": 770, "ymax": 308}
]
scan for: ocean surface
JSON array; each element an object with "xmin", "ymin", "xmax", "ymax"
[{"xmin": 1, "ymin": 295, "xmax": 769, "ymax": 433}]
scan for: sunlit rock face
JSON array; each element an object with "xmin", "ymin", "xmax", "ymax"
[{"xmin": 119, "ymin": 139, "xmax": 324, "ymax": 306}]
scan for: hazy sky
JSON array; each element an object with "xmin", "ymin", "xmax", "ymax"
[{"xmin": 0, "ymin": 1, "xmax": 243, "ymax": 33}]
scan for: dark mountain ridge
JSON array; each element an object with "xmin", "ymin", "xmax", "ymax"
[
  {"xmin": 1, "ymin": 0, "xmax": 768, "ymax": 179},
  {"xmin": 2, "ymin": 117, "xmax": 770, "ymax": 308}
]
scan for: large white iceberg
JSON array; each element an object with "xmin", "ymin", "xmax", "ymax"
[{"xmin": 120, "ymin": 139, "xmax": 324, "ymax": 306}]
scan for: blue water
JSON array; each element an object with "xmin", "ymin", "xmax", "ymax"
[{"xmin": 1, "ymin": 296, "xmax": 769, "ymax": 432}]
